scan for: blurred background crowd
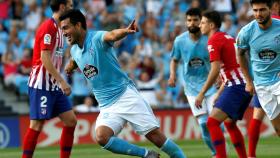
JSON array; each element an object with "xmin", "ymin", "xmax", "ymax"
[{"xmin": 0, "ymin": 0, "xmax": 258, "ymax": 113}]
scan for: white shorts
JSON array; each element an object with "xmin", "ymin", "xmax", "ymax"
[
  {"xmin": 255, "ymin": 81, "xmax": 280, "ymax": 120},
  {"xmin": 95, "ymin": 86, "xmax": 160, "ymax": 135},
  {"xmin": 186, "ymin": 94, "xmax": 215, "ymax": 117}
]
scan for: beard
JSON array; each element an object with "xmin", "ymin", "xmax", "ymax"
[
  {"xmin": 257, "ymin": 14, "xmax": 270, "ymax": 25},
  {"xmin": 188, "ymin": 26, "xmax": 200, "ymax": 33}
]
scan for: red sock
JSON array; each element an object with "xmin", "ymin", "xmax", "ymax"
[
  {"xmin": 60, "ymin": 126, "xmax": 75, "ymax": 158},
  {"xmin": 22, "ymin": 128, "xmax": 40, "ymax": 158},
  {"xmin": 248, "ymin": 119, "xmax": 262, "ymax": 157},
  {"xmin": 207, "ymin": 117, "xmax": 226, "ymax": 158},
  {"xmin": 224, "ymin": 122, "xmax": 247, "ymax": 158}
]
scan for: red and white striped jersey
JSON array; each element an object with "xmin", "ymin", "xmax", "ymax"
[
  {"xmin": 208, "ymin": 32, "xmax": 246, "ymax": 86},
  {"xmin": 28, "ymin": 18, "xmax": 64, "ymax": 91}
]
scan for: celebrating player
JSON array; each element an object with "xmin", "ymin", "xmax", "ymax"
[{"xmin": 60, "ymin": 9, "xmax": 186, "ymax": 158}]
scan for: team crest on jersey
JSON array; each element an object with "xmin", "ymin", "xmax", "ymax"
[
  {"xmin": 258, "ymin": 49, "xmax": 277, "ymax": 61},
  {"xmin": 41, "ymin": 108, "xmax": 47, "ymax": 115},
  {"xmin": 274, "ymin": 35, "xmax": 280, "ymax": 44},
  {"xmin": 189, "ymin": 58, "xmax": 204, "ymax": 67},
  {"xmin": 44, "ymin": 34, "xmax": 51, "ymax": 45},
  {"xmin": 83, "ymin": 64, "xmax": 98, "ymax": 79}
]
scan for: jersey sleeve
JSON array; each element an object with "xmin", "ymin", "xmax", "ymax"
[
  {"xmin": 170, "ymin": 38, "xmax": 181, "ymax": 60},
  {"xmin": 236, "ymin": 27, "xmax": 249, "ymax": 49},
  {"xmin": 98, "ymin": 31, "xmax": 114, "ymax": 47},
  {"xmin": 40, "ymin": 23, "xmax": 57, "ymax": 51},
  {"xmin": 208, "ymin": 37, "xmax": 222, "ymax": 62}
]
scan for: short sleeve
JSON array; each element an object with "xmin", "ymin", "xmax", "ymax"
[
  {"xmin": 40, "ymin": 25, "xmax": 57, "ymax": 51},
  {"xmin": 236, "ymin": 27, "xmax": 249, "ymax": 49},
  {"xmin": 208, "ymin": 38, "xmax": 222, "ymax": 62},
  {"xmin": 170, "ymin": 39, "xmax": 181, "ymax": 60},
  {"xmin": 98, "ymin": 31, "xmax": 114, "ymax": 47}
]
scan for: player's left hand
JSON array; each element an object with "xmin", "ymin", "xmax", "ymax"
[
  {"xmin": 195, "ymin": 93, "xmax": 204, "ymax": 109},
  {"xmin": 126, "ymin": 19, "xmax": 139, "ymax": 33}
]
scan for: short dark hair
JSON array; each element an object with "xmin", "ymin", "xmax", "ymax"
[
  {"xmin": 250, "ymin": 0, "xmax": 272, "ymax": 8},
  {"xmin": 50, "ymin": 0, "xmax": 67, "ymax": 12},
  {"xmin": 272, "ymin": 0, "xmax": 280, "ymax": 4},
  {"xmin": 59, "ymin": 9, "xmax": 87, "ymax": 30},
  {"xmin": 202, "ymin": 10, "xmax": 222, "ymax": 29},
  {"xmin": 185, "ymin": 8, "xmax": 202, "ymax": 19}
]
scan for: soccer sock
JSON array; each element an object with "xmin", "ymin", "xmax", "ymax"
[
  {"xmin": 160, "ymin": 138, "xmax": 186, "ymax": 158},
  {"xmin": 103, "ymin": 136, "xmax": 147, "ymax": 157},
  {"xmin": 248, "ymin": 119, "xmax": 262, "ymax": 158},
  {"xmin": 198, "ymin": 115, "xmax": 216, "ymax": 156},
  {"xmin": 22, "ymin": 128, "xmax": 40, "ymax": 158},
  {"xmin": 60, "ymin": 126, "xmax": 75, "ymax": 158},
  {"xmin": 200, "ymin": 123, "xmax": 216, "ymax": 156},
  {"xmin": 207, "ymin": 117, "xmax": 226, "ymax": 158},
  {"xmin": 224, "ymin": 121, "xmax": 247, "ymax": 158}
]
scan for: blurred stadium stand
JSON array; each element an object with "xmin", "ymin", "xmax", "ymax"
[{"xmin": 0, "ymin": 0, "xmax": 257, "ymax": 114}]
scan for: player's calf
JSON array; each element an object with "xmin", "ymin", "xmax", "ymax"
[{"xmin": 146, "ymin": 128, "xmax": 186, "ymax": 158}]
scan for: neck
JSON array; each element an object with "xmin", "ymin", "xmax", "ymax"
[
  {"xmin": 78, "ymin": 30, "xmax": 87, "ymax": 48},
  {"xmin": 52, "ymin": 12, "xmax": 60, "ymax": 25},
  {"xmin": 208, "ymin": 29, "xmax": 218, "ymax": 38},
  {"xmin": 189, "ymin": 31, "xmax": 201, "ymax": 41},
  {"xmin": 258, "ymin": 18, "xmax": 272, "ymax": 30}
]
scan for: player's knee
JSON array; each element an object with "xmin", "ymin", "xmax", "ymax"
[
  {"xmin": 275, "ymin": 127, "xmax": 280, "ymax": 137},
  {"xmin": 64, "ymin": 117, "xmax": 77, "ymax": 127},
  {"xmin": 30, "ymin": 120, "xmax": 45, "ymax": 131},
  {"xmin": 95, "ymin": 132, "xmax": 110, "ymax": 146}
]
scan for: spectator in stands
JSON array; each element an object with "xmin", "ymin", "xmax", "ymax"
[
  {"xmin": 74, "ymin": 96, "xmax": 99, "ymax": 113},
  {"xmin": 1, "ymin": 51, "xmax": 18, "ymax": 87},
  {"xmin": 71, "ymin": 70, "xmax": 91, "ymax": 106},
  {"xmin": 221, "ymin": 14, "xmax": 238, "ymax": 37},
  {"xmin": 156, "ymin": 79, "xmax": 173, "ymax": 108}
]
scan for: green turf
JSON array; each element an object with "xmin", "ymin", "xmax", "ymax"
[{"xmin": 1, "ymin": 137, "xmax": 279, "ymax": 158}]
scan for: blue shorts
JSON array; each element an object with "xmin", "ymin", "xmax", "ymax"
[
  {"xmin": 29, "ymin": 87, "xmax": 72, "ymax": 120},
  {"xmin": 251, "ymin": 94, "xmax": 261, "ymax": 108},
  {"xmin": 214, "ymin": 84, "xmax": 252, "ymax": 120}
]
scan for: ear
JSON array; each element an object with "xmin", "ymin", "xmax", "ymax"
[
  {"xmin": 59, "ymin": 3, "xmax": 66, "ymax": 12},
  {"xmin": 76, "ymin": 22, "xmax": 82, "ymax": 29},
  {"xmin": 210, "ymin": 23, "xmax": 215, "ymax": 29}
]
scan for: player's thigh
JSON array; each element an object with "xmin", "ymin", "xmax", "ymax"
[
  {"xmin": 256, "ymin": 84, "xmax": 280, "ymax": 120},
  {"xmin": 186, "ymin": 95, "xmax": 208, "ymax": 117},
  {"xmin": 95, "ymin": 110, "xmax": 126, "ymax": 136},
  {"xmin": 118, "ymin": 87, "xmax": 160, "ymax": 135},
  {"xmin": 205, "ymin": 94, "xmax": 216, "ymax": 114},
  {"xmin": 252, "ymin": 107, "xmax": 265, "ymax": 120},
  {"xmin": 214, "ymin": 85, "xmax": 251, "ymax": 120},
  {"xmin": 52, "ymin": 90, "xmax": 73, "ymax": 119}
]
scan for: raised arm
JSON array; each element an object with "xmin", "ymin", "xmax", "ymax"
[
  {"xmin": 103, "ymin": 20, "xmax": 138, "ymax": 43},
  {"xmin": 237, "ymin": 48, "xmax": 254, "ymax": 95}
]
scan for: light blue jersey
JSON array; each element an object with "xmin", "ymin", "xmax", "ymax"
[
  {"xmin": 171, "ymin": 32, "xmax": 216, "ymax": 96},
  {"xmin": 70, "ymin": 31, "xmax": 133, "ymax": 107},
  {"xmin": 236, "ymin": 19, "xmax": 280, "ymax": 86}
]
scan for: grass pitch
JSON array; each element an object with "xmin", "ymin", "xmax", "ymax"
[{"xmin": 1, "ymin": 137, "xmax": 279, "ymax": 158}]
